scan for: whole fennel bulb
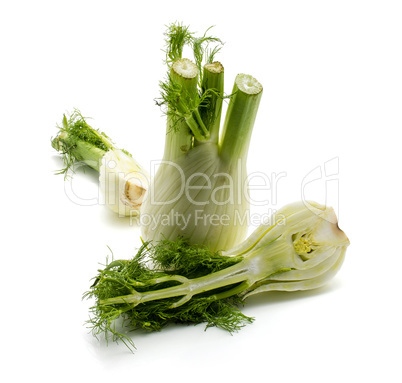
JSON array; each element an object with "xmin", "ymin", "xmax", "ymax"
[{"xmin": 141, "ymin": 24, "xmax": 263, "ymax": 251}]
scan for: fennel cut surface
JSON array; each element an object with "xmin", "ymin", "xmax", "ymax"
[{"xmin": 86, "ymin": 201, "xmax": 349, "ymax": 350}]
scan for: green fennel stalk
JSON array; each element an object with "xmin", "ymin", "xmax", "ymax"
[
  {"xmin": 51, "ymin": 111, "xmax": 112, "ymax": 175},
  {"xmin": 199, "ymin": 61, "xmax": 224, "ymax": 145}
]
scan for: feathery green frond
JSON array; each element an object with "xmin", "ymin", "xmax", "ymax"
[
  {"xmin": 51, "ymin": 109, "xmax": 113, "ymax": 178},
  {"xmin": 84, "ymin": 239, "xmax": 253, "ymax": 351},
  {"xmin": 192, "ymin": 26, "xmax": 223, "ymax": 82},
  {"xmin": 156, "ymin": 75, "xmax": 218, "ymax": 135},
  {"xmin": 152, "ymin": 238, "xmax": 243, "ymax": 277},
  {"xmin": 164, "ymin": 22, "xmax": 193, "ymax": 64},
  {"xmin": 206, "ymin": 45, "xmax": 223, "ymax": 65}
]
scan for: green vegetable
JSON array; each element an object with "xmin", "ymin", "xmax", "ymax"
[
  {"xmin": 51, "ymin": 110, "xmax": 148, "ymax": 216},
  {"xmin": 85, "ymin": 201, "xmax": 349, "ymax": 350},
  {"xmin": 141, "ymin": 23, "xmax": 263, "ymax": 252}
]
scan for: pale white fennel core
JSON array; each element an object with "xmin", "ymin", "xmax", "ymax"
[
  {"xmin": 204, "ymin": 62, "xmax": 224, "ymax": 74},
  {"xmin": 235, "ymin": 73, "xmax": 263, "ymax": 94},
  {"xmin": 172, "ymin": 58, "xmax": 198, "ymax": 78},
  {"xmin": 100, "ymin": 149, "xmax": 149, "ymax": 216},
  {"xmin": 141, "ymin": 72, "xmax": 263, "ymax": 252},
  {"xmin": 222, "ymin": 201, "xmax": 350, "ymax": 298}
]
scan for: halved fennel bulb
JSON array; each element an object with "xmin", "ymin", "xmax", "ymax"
[
  {"xmin": 86, "ymin": 200, "xmax": 349, "ymax": 349},
  {"xmin": 52, "ymin": 110, "xmax": 148, "ymax": 216}
]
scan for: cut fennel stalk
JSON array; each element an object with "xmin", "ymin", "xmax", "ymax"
[
  {"xmin": 141, "ymin": 27, "xmax": 263, "ymax": 251},
  {"xmin": 51, "ymin": 110, "xmax": 148, "ymax": 216},
  {"xmin": 85, "ymin": 201, "xmax": 349, "ymax": 350}
]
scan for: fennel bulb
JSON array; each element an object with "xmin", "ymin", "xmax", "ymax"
[
  {"xmin": 86, "ymin": 200, "xmax": 349, "ymax": 349},
  {"xmin": 52, "ymin": 110, "xmax": 148, "ymax": 216},
  {"xmin": 141, "ymin": 24, "xmax": 263, "ymax": 251}
]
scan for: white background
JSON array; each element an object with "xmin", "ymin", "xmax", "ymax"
[{"xmin": 1, "ymin": 0, "xmax": 401, "ymax": 382}]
